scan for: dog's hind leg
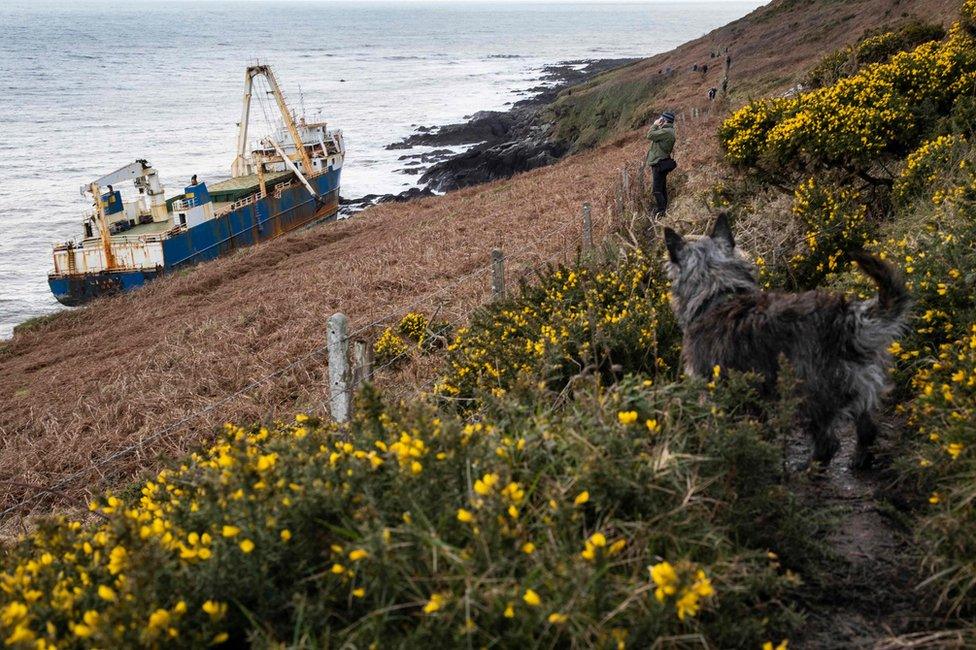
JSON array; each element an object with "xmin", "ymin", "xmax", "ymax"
[
  {"xmin": 807, "ymin": 414, "xmax": 841, "ymax": 468},
  {"xmin": 852, "ymin": 412, "xmax": 879, "ymax": 470}
]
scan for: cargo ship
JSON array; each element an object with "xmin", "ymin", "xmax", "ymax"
[{"xmin": 48, "ymin": 64, "xmax": 344, "ymax": 305}]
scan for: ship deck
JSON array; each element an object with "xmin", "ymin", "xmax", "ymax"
[
  {"xmin": 207, "ymin": 170, "xmax": 294, "ymax": 204},
  {"xmin": 111, "ymin": 220, "xmax": 174, "ymax": 241},
  {"xmin": 71, "ymin": 220, "xmax": 174, "ymax": 246}
]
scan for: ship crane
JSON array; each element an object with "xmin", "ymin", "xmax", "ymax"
[
  {"xmin": 262, "ymin": 137, "xmax": 321, "ymax": 202},
  {"xmin": 80, "ymin": 160, "xmax": 167, "ymax": 272},
  {"xmin": 231, "ymin": 65, "xmax": 315, "ymax": 178}
]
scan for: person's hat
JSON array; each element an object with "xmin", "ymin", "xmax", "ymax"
[{"xmin": 661, "ymin": 111, "xmax": 676, "ymax": 123}]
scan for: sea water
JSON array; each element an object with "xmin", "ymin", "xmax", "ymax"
[{"xmin": 0, "ymin": 0, "xmax": 762, "ymax": 338}]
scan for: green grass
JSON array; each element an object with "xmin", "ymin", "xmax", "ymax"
[{"xmin": 11, "ymin": 313, "xmax": 61, "ymax": 337}]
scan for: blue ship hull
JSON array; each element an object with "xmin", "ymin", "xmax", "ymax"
[{"xmin": 49, "ymin": 169, "xmax": 340, "ymax": 306}]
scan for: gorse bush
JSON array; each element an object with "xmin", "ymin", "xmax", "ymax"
[
  {"xmin": 910, "ymin": 323, "xmax": 976, "ymax": 613},
  {"xmin": 721, "ymin": 21, "xmax": 976, "ymax": 176},
  {"xmin": 373, "ymin": 327, "xmax": 410, "ymax": 365},
  {"xmin": 880, "ymin": 160, "xmax": 976, "ymax": 613},
  {"xmin": 718, "ymin": 98, "xmax": 798, "ymax": 169},
  {"xmin": 876, "ymin": 140, "xmax": 976, "ymax": 388},
  {"xmin": 435, "ymin": 252, "xmax": 681, "ymax": 403},
  {"xmin": 373, "ymin": 311, "xmax": 453, "ymax": 366},
  {"xmin": 786, "ymin": 177, "xmax": 869, "ymax": 289},
  {"xmin": 893, "ymin": 134, "xmax": 971, "ymax": 204},
  {"xmin": 805, "ymin": 21, "xmax": 946, "ymax": 89},
  {"xmin": 0, "ymin": 373, "xmax": 808, "ymax": 648}
]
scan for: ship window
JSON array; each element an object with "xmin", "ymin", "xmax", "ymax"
[{"xmin": 179, "ymin": 214, "xmax": 186, "ymax": 226}]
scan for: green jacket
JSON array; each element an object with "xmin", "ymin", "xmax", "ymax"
[{"xmin": 645, "ymin": 123, "xmax": 676, "ymax": 166}]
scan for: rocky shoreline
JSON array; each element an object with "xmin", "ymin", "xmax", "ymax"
[{"xmin": 340, "ymin": 58, "xmax": 637, "ymax": 211}]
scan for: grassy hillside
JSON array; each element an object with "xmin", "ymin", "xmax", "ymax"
[
  {"xmin": 5, "ymin": 1, "xmax": 976, "ymax": 646},
  {"xmin": 0, "ymin": 0, "xmax": 961, "ymax": 529},
  {"xmin": 546, "ymin": 0, "xmax": 959, "ymax": 150}
]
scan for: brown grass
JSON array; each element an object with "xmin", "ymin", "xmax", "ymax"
[
  {"xmin": 0, "ymin": 0, "xmax": 961, "ymax": 526},
  {"xmin": 550, "ymin": 0, "xmax": 958, "ymax": 150},
  {"xmin": 0, "ymin": 137, "xmax": 638, "ymax": 522}
]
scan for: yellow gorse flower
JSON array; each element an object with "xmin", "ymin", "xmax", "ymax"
[
  {"xmin": 423, "ymin": 592, "xmax": 447, "ymax": 614},
  {"xmin": 649, "ymin": 562, "xmax": 678, "ymax": 602},
  {"xmin": 762, "ymin": 641, "xmax": 789, "ymax": 650},
  {"xmin": 617, "ymin": 410, "xmax": 638, "ymax": 426}
]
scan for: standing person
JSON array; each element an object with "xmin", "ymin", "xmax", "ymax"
[{"xmin": 646, "ymin": 111, "xmax": 677, "ymax": 217}]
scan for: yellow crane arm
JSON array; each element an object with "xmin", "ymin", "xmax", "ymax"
[{"xmin": 232, "ymin": 65, "xmax": 314, "ymax": 178}]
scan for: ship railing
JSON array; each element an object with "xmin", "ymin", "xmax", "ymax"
[
  {"xmin": 171, "ymin": 197, "xmax": 198, "ymax": 211},
  {"xmin": 272, "ymin": 168, "xmax": 326, "ymax": 199},
  {"xmin": 58, "ymin": 233, "xmax": 168, "ymax": 248},
  {"xmin": 217, "ymin": 190, "xmax": 268, "ymax": 217},
  {"xmin": 113, "ymin": 233, "xmax": 167, "ymax": 244},
  {"xmin": 273, "ymin": 181, "xmax": 294, "ymax": 198}
]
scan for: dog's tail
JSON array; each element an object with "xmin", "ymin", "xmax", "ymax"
[{"xmin": 850, "ymin": 251, "xmax": 910, "ymax": 323}]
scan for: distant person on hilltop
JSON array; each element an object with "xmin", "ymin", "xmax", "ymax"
[{"xmin": 646, "ymin": 111, "xmax": 677, "ymax": 217}]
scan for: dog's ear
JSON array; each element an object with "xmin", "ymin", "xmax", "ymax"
[
  {"xmin": 664, "ymin": 227, "xmax": 685, "ymax": 263},
  {"xmin": 709, "ymin": 212, "xmax": 735, "ymax": 249}
]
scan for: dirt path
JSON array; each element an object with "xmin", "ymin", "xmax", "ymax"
[{"xmin": 786, "ymin": 420, "xmax": 962, "ymax": 650}]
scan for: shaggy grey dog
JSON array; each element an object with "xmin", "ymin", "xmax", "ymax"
[{"xmin": 664, "ymin": 213, "xmax": 910, "ymax": 468}]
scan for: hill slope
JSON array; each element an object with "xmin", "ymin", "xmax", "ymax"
[
  {"xmin": 0, "ymin": 0, "xmax": 960, "ymax": 517},
  {"xmin": 548, "ymin": 0, "xmax": 959, "ymax": 149},
  {"xmin": 3, "ymin": 1, "xmax": 976, "ymax": 647}
]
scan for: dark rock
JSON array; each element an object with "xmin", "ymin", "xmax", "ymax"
[
  {"xmin": 419, "ymin": 137, "xmax": 568, "ymax": 193},
  {"xmin": 339, "ymin": 193, "xmax": 381, "ymax": 206},
  {"xmin": 377, "ymin": 57, "xmax": 639, "ymax": 202},
  {"xmin": 376, "ymin": 186, "xmax": 436, "ymax": 203},
  {"xmin": 397, "ymin": 149, "xmax": 455, "ymax": 164},
  {"xmin": 386, "ymin": 110, "xmax": 520, "ymax": 149},
  {"xmin": 339, "ymin": 193, "xmax": 383, "ymax": 217}
]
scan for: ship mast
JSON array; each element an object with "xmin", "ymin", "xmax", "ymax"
[{"xmin": 231, "ymin": 64, "xmax": 314, "ymax": 178}]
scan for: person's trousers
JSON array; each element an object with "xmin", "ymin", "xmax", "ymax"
[{"xmin": 651, "ymin": 164, "xmax": 671, "ymax": 216}]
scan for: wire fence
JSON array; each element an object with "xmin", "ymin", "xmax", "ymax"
[{"xmin": 0, "ymin": 198, "xmax": 609, "ymax": 523}]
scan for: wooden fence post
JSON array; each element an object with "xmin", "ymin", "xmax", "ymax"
[
  {"xmin": 351, "ymin": 339, "xmax": 373, "ymax": 388},
  {"xmin": 582, "ymin": 202, "xmax": 593, "ymax": 253},
  {"xmin": 328, "ymin": 313, "xmax": 351, "ymax": 423},
  {"xmin": 491, "ymin": 249, "xmax": 505, "ymax": 300},
  {"xmin": 620, "ymin": 167, "xmax": 630, "ymax": 216}
]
